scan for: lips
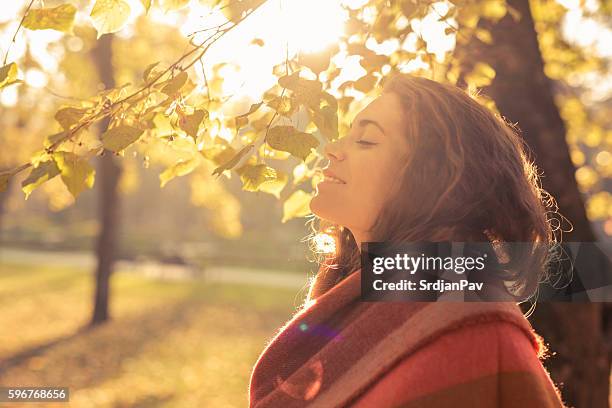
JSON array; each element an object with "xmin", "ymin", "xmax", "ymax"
[{"xmin": 322, "ymin": 168, "xmax": 346, "ymax": 184}]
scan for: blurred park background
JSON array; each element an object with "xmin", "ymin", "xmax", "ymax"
[{"xmin": 1, "ymin": 0, "xmax": 611, "ymax": 406}]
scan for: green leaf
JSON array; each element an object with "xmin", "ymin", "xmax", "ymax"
[
  {"xmin": 102, "ymin": 125, "xmax": 144, "ymax": 153},
  {"xmin": 90, "ymin": 0, "xmax": 131, "ymax": 38},
  {"xmin": 21, "ymin": 160, "xmax": 61, "ymax": 199},
  {"xmin": 53, "ymin": 152, "xmax": 95, "ymax": 198},
  {"xmin": 160, "ymin": 71, "xmax": 188, "ymax": 95},
  {"xmin": 23, "ymin": 4, "xmax": 77, "ymax": 34},
  {"xmin": 211, "ymin": 144, "xmax": 254, "ymax": 177},
  {"xmin": 179, "ymin": 109, "xmax": 208, "ymax": 141},
  {"xmin": 55, "ymin": 107, "xmax": 88, "ymax": 130},
  {"xmin": 160, "ymin": 0, "xmax": 190, "ymax": 11},
  {"xmin": 159, "ymin": 158, "xmax": 199, "ymax": 187},
  {"xmin": 0, "ymin": 62, "xmax": 19, "ymax": 90},
  {"xmin": 0, "ymin": 173, "xmax": 10, "ymax": 193},
  {"xmin": 258, "ymin": 170, "xmax": 288, "ymax": 199},
  {"xmin": 266, "ymin": 126, "xmax": 319, "ymax": 161},
  {"xmin": 282, "ymin": 189, "xmax": 313, "ymax": 223},
  {"xmin": 235, "ymin": 163, "xmax": 277, "ymax": 192}
]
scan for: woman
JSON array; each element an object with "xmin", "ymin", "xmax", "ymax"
[{"xmin": 248, "ymin": 74, "xmax": 567, "ymax": 407}]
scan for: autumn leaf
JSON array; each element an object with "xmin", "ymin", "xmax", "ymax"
[
  {"xmin": 53, "ymin": 152, "xmax": 95, "ymax": 198},
  {"xmin": 160, "ymin": 71, "xmax": 188, "ymax": 95},
  {"xmin": 140, "ymin": 0, "xmax": 152, "ymax": 13},
  {"xmin": 23, "ymin": 4, "xmax": 77, "ymax": 34},
  {"xmin": 102, "ymin": 125, "xmax": 144, "ymax": 153},
  {"xmin": 90, "ymin": 0, "xmax": 131, "ymax": 38},
  {"xmin": 234, "ymin": 102, "xmax": 263, "ymax": 129},
  {"xmin": 160, "ymin": 158, "xmax": 200, "ymax": 187},
  {"xmin": 353, "ymin": 73, "xmax": 378, "ymax": 93},
  {"xmin": 160, "ymin": 0, "xmax": 190, "ymax": 12},
  {"xmin": 0, "ymin": 62, "xmax": 20, "ymax": 90},
  {"xmin": 21, "ymin": 160, "xmax": 61, "ymax": 199},
  {"xmin": 143, "ymin": 61, "xmax": 161, "ymax": 83},
  {"xmin": 465, "ymin": 62, "xmax": 496, "ymax": 88},
  {"xmin": 266, "ymin": 126, "xmax": 319, "ymax": 161},
  {"xmin": 222, "ymin": 0, "xmax": 266, "ymax": 23},
  {"xmin": 55, "ymin": 107, "xmax": 88, "ymax": 130},
  {"xmin": 211, "ymin": 144, "xmax": 254, "ymax": 177},
  {"xmin": 235, "ymin": 163, "xmax": 277, "ymax": 192},
  {"xmin": 298, "ymin": 43, "xmax": 339, "ymax": 74},
  {"xmin": 179, "ymin": 109, "xmax": 208, "ymax": 140},
  {"xmin": 258, "ymin": 170, "xmax": 288, "ymax": 199},
  {"xmin": 282, "ymin": 189, "xmax": 313, "ymax": 223}
]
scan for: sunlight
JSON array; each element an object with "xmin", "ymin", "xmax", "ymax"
[
  {"xmin": 277, "ymin": 0, "xmax": 347, "ymax": 53},
  {"xmin": 313, "ymin": 232, "xmax": 337, "ymax": 254}
]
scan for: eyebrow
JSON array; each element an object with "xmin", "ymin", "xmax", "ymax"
[{"xmin": 350, "ymin": 118, "xmax": 386, "ymax": 136}]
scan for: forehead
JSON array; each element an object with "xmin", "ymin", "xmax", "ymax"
[{"xmin": 352, "ymin": 93, "xmax": 405, "ymax": 134}]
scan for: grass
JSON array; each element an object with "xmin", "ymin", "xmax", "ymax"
[{"xmin": 0, "ymin": 261, "xmax": 307, "ymax": 407}]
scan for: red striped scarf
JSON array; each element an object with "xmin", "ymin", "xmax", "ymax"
[{"xmin": 248, "ymin": 268, "xmax": 566, "ymax": 407}]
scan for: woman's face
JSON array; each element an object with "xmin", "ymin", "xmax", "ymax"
[{"xmin": 310, "ymin": 92, "xmax": 410, "ymax": 238}]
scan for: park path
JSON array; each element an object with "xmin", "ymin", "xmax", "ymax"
[{"xmin": 0, "ymin": 247, "xmax": 309, "ymax": 289}]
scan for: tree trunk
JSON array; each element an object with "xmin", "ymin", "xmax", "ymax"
[
  {"xmin": 90, "ymin": 34, "xmax": 122, "ymax": 326},
  {"xmin": 455, "ymin": 0, "xmax": 609, "ymax": 406},
  {"xmin": 0, "ymin": 176, "xmax": 12, "ymax": 235}
]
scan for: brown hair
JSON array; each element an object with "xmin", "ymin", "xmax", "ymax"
[{"xmin": 304, "ymin": 73, "xmax": 559, "ymax": 304}]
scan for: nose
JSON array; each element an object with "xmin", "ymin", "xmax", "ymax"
[{"xmin": 324, "ymin": 139, "xmax": 345, "ymax": 162}]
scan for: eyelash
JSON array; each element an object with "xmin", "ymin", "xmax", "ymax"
[{"xmin": 356, "ymin": 139, "xmax": 377, "ymax": 146}]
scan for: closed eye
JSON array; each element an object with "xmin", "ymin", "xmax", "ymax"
[{"xmin": 356, "ymin": 140, "xmax": 377, "ymax": 146}]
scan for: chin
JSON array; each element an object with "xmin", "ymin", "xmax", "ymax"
[{"xmin": 309, "ymin": 193, "xmax": 336, "ymax": 222}]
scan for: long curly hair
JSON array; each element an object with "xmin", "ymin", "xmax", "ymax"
[{"xmin": 303, "ymin": 73, "xmax": 560, "ymax": 305}]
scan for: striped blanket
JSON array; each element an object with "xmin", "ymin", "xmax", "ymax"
[{"xmin": 248, "ymin": 268, "xmax": 567, "ymax": 407}]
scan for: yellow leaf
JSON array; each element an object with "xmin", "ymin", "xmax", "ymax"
[
  {"xmin": 465, "ymin": 62, "xmax": 496, "ymax": 88},
  {"xmin": 53, "ymin": 152, "xmax": 95, "ymax": 198},
  {"xmin": 282, "ymin": 189, "xmax": 313, "ymax": 223},
  {"xmin": 211, "ymin": 144, "xmax": 254, "ymax": 177},
  {"xmin": 474, "ymin": 28, "xmax": 493, "ymax": 45},
  {"xmin": 160, "ymin": 158, "xmax": 199, "ymax": 187},
  {"xmin": 258, "ymin": 170, "xmax": 288, "ymax": 199},
  {"xmin": 0, "ymin": 62, "xmax": 19, "ymax": 89},
  {"xmin": 235, "ymin": 163, "xmax": 277, "ymax": 191},
  {"xmin": 55, "ymin": 106, "xmax": 88, "ymax": 130},
  {"xmin": 160, "ymin": 71, "xmax": 188, "ymax": 95},
  {"xmin": 141, "ymin": 0, "xmax": 152, "ymax": 13},
  {"xmin": 481, "ymin": 0, "xmax": 507, "ymax": 23},
  {"xmin": 179, "ymin": 109, "xmax": 208, "ymax": 140},
  {"xmin": 102, "ymin": 125, "xmax": 144, "ymax": 153},
  {"xmin": 90, "ymin": 0, "xmax": 131, "ymax": 38},
  {"xmin": 23, "ymin": 4, "xmax": 77, "ymax": 34},
  {"xmin": 161, "ymin": 0, "xmax": 191, "ymax": 12},
  {"xmin": 21, "ymin": 160, "xmax": 61, "ymax": 199},
  {"xmin": 266, "ymin": 126, "xmax": 319, "ymax": 161},
  {"xmin": 353, "ymin": 74, "xmax": 378, "ymax": 93}
]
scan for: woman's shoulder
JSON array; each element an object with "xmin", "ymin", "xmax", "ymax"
[{"xmin": 350, "ymin": 319, "xmax": 567, "ymax": 408}]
